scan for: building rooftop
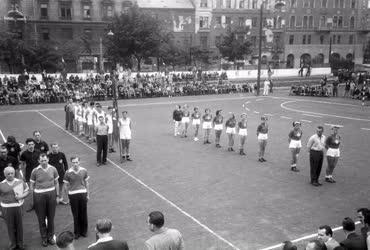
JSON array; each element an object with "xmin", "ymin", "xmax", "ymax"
[{"xmin": 136, "ymin": 0, "xmax": 194, "ymax": 9}]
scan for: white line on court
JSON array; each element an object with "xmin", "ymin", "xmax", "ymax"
[
  {"xmin": 300, "ymin": 119, "xmax": 312, "ymax": 123},
  {"xmin": 0, "ymin": 96, "xmax": 257, "ymax": 115},
  {"xmin": 36, "ymin": 111, "xmax": 241, "ymax": 250},
  {"xmin": 256, "ymin": 99, "xmax": 264, "ymax": 102},
  {"xmin": 302, "ymin": 114, "xmax": 323, "ymax": 118},
  {"xmin": 266, "ymin": 96, "xmax": 360, "ymax": 108},
  {"xmin": 253, "ymin": 111, "xmax": 260, "ymax": 114},
  {"xmin": 281, "ymin": 101, "xmax": 370, "ymax": 122},
  {"xmin": 324, "ymin": 123, "xmax": 344, "ymax": 128},
  {"xmin": 280, "ymin": 116, "xmax": 292, "ymax": 120},
  {"xmin": 361, "ymin": 128, "xmax": 370, "ymax": 131},
  {"xmin": 260, "ymin": 221, "xmax": 361, "ymax": 250},
  {"xmin": 0, "ymin": 129, "xmax": 6, "ymax": 142},
  {"xmin": 264, "ymin": 113, "xmax": 274, "ymax": 116}
]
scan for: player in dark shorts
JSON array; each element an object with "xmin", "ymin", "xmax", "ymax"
[
  {"xmin": 213, "ymin": 110, "xmax": 224, "ymax": 148},
  {"xmin": 238, "ymin": 113, "xmax": 248, "ymax": 156},
  {"xmin": 202, "ymin": 108, "xmax": 212, "ymax": 144},
  {"xmin": 191, "ymin": 107, "xmax": 201, "ymax": 141},
  {"xmin": 288, "ymin": 121, "xmax": 303, "ymax": 172},
  {"xmin": 257, "ymin": 116, "xmax": 269, "ymax": 162},
  {"xmin": 225, "ymin": 113, "xmax": 237, "ymax": 152}
]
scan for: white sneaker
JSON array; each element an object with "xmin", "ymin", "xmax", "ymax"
[{"xmin": 194, "ymin": 137, "xmax": 199, "ymax": 141}]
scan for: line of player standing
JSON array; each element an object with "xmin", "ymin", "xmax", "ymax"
[{"xmin": 172, "ymin": 104, "xmax": 342, "ymax": 186}]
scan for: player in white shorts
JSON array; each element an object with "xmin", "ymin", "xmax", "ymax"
[
  {"xmin": 325, "ymin": 126, "xmax": 341, "ymax": 183},
  {"xmin": 106, "ymin": 106, "xmax": 116, "ymax": 153},
  {"xmin": 238, "ymin": 113, "xmax": 248, "ymax": 155},
  {"xmin": 202, "ymin": 108, "xmax": 212, "ymax": 144},
  {"xmin": 213, "ymin": 110, "xmax": 223, "ymax": 148},
  {"xmin": 82, "ymin": 102, "xmax": 88, "ymax": 137},
  {"xmin": 181, "ymin": 104, "xmax": 190, "ymax": 138},
  {"xmin": 86, "ymin": 102, "xmax": 95, "ymax": 143},
  {"xmin": 257, "ymin": 116, "xmax": 269, "ymax": 162},
  {"xmin": 225, "ymin": 113, "xmax": 236, "ymax": 152},
  {"xmin": 288, "ymin": 121, "xmax": 303, "ymax": 172},
  {"xmin": 191, "ymin": 107, "xmax": 201, "ymax": 141},
  {"xmin": 93, "ymin": 103, "xmax": 105, "ymax": 142},
  {"xmin": 73, "ymin": 101, "xmax": 80, "ymax": 135}
]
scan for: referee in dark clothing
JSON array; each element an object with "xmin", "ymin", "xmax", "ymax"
[
  {"xmin": 0, "ymin": 146, "xmax": 19, "ymax": 181},
  {"xmin": 307, "ymin": 126, "xmax": 326, "ymax": 187},
  {"xmin": 64, "ymin": 98, "xmax": 74, "ymax": 131},
  {"xmin": 33, "ymin": 131, "xmax": 49, "ymax": 154},
  {"xmin": 95, "ymin": 116, "xmax": 109, "ymax": 166},
  {"xmin": 48, "ymin": 143, "xmax": 68, "ymax": 204},
  {"xmin": 2, "ymin": 135, "xmax": 22, "ymax": 163}
]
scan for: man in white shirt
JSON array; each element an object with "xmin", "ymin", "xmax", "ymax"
[
  {"xmin": 307, "ymin": 126, "xmax": 326, "ymax": 186},
  {"xmin": 263, "ymin": 79, "xmax": 270, "ymax": 96},
  {"xmin": 317, "ymin": 225, "xmax": 339, "ymax": 250}
]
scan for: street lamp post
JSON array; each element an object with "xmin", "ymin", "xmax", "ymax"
[{"xmin": 256, "ymin": 0, "xmax": 286, "ymax": 96}]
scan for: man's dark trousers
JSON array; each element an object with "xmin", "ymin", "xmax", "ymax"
[
  {"xmin": 96, "ymin": 135, "xmax": 108, "ymax": 164},
  {"xmin": 34, "ymin": 191, "xmax": 57, "ymax": 241},
  {"xmin": 69, "ymin": 193, "xmax": 88, "ymax": 237},
  {"xmin": 309, "ymin": 149, "xmax": 324, "ymax": 183},
  {"xmin": 3, "ymin": 206, "xmax": 23, "ymax": 248}
]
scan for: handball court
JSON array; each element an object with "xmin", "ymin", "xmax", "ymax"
[{"xmin": 0, "ymin": 91, "xmax": 369, "ymax": 250}]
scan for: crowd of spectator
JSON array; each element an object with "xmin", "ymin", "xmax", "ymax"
[
  {"xmin": 290, "ymin": 72, "xmax": 370, "ymax": 101},
  {"xmin": 0, "ymin": 70, "xmax": 248, "ymax": 105}
]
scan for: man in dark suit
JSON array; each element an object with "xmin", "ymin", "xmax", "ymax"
[
  {"xmin": 340, "ymin": 217, "xmax": 367, "ymax": 250},
  {"xmin": 88, "ymin": 218, "xmax": 129, "ymax": 250}
]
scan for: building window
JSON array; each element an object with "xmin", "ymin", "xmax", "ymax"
[
  {"xmin": 309, "ymin": 0, "xmax": 314, "ymax": 7},
  {"xmin": 239, "ymin": 0, "xmax": 245, "ymax": 8},
  {"xmin": 349, "ymin": 35, "xmax": 354, "ymax": 44},
  {"xmin": 321, "ymin": 0, "xmax": 327, "ymax": 8},
  {"xmin": 335, "ymin": 0, "xmax": 345, "ymax": 8},
  {"xmin": 350, "ymin": 16, "xmax": 355, "ymax": 28},
  {"xmin": 333, "ymin": 16, "xmax": 338, "ymax": 27},
  {"xmin": 41, "ymin": 28, "xmax": 49, "ymax": 40},
  {"xmin": 320, "ymin": 16, "xmax": 326, "ymax": 27},
  {"xmin": 307, "ymin": 35, "xmax": 311, "ymax": 44},
  {"xmin": 291, "ymin": 0, "xmax": 297, "ymax": 8},
  {"xmin": 199, "ymin": 16, "xmax": 209, "ymax": 29},
  {"xmin": 216, "ymin": 16, "xmax": 222, "ymax": 26},
  {"xmin": 338, "ymin": 16, "xmax": 343, "ymax": 28},
  {"xmin": 102, "ymin": 4, "xmax": 113, "ymax": 19},
  {"xmin": 200, "ymin": 36, "xmax": 208, "ymax": 49},
  {"xmin": 225, "ymin": 16, "xmax": 231, "ymax": 26},
  {"xmin": 351, "ymin": 0, "xmax": 356, "ymax": 8},
  {"xmin": 303, "ymin": 16, "xmax": 308, "ymax": 28},
  {"xmin": 200, "ymin": 0, "xmax": 207, "ymax": 7},
  {"xmin": 303, "ymin": 0, "xmax": 309, "ymax": 8},
  {"xmin": 61, "ymin": 28, "xmax": 73, "ymax": 40},
  {"xmin": 122, "ymin": 1, "xmax": 132, "ymax": 13},
  {"xmin": 320, "ymin": 35, "xmax": 324, "ymax": 44},
  {"xmin": 216, "ymin": 0, "xmax": 223, "ymax": 8},
  {"xmin": 309, "ymin": 16, "xmax": 313, "ymax": 28},
  {"xmin": 60, "ymin": 3, "xmax": 72, "ymax": 20},
  {"xmin": 82, "ymin": 4, "xmax": 91, "ymax": 19},
  {"xmin": 290, "ymin": 16, "xmax": 296, "ymax": 28},
  {"xmin": 337, "ymin": 35, "xmax": 341, "ymax": 44},
  {"xmin": 226, "ymin": 0, "xmax": 231, "ymax": 8},
  {"xmin": 83, "ymin": 29, "xmax": 92, "ymax": 40},
  {"xmin": 40, "ymin": 3, "xmax": 48, "ymax": 19},
  {"xmin": 332, "ymin": 35, "xmax": 336, "ymax": 44},
  {"xmin": 215, "ymin": 36, "xmax": 221, "ymax": 46},
  {"xmin": 238, "ymin": 17, "xmax": 245, "ymax": 27},
  {"xmin": 252, "ymin": 0, "xmax": 258, "ymax": 9},
  {"xmin": 289, "ymin": 35, "xmax": 294, "ymax": 44},
  {"xmin": 252, "ymin": 17, "xmax": 257, "ymax": 27},
  {"xmin": 302, "ymin": 35, "xmax": 306, "ymax": 44}
]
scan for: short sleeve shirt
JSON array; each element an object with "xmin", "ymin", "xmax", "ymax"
[
  {"xmin": 0, "ymin": 178, "xmax": 29, "ymax": 207},
  {"xmin": 63, "ymin": 167, "xmax": 89, "ymax": 194},
  {"xmin": 30, "ymin": 165, "xmax": 59, "ymax": 192},
  {"xmin": 0, "ymin": 155, "xmax": 19, "ymax": 181}
]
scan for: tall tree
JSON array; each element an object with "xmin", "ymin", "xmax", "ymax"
[
  {"xmin": 217, "ymin": 27, "xmax": 252, "ymax": 67},
  {"xmin": 105, "ymin": 5, "xmax": 167, "ymax": 71}
]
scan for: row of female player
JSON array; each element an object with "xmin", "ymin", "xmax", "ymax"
[
  {"xmin": 172, "ymin": 104, "xmax": 269, "ymax": 161},
  {"xmin": 173, "ymin": 104, "xmax": 342, "ymax": 182}
]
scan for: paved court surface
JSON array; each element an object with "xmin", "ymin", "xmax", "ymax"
[{"xmin": 0, "ymin": 91, "xmax": 369, "ymax": 250}]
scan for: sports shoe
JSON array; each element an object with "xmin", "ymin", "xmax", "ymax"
[
  {"xmin": 194, "ymin": 137, "xmax": 199, "ymax": 141},
  {"xmin": 48, "ymin": 238, "xmax": 56, "ymax": 245},
  {"xmin": 291, "ymin": 167, "xmax": 300, "ymax": 172}
]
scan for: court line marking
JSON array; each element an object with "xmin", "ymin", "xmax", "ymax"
[
  {"xmin": 253, "ymin": 111, "xmax": 260, "ymax": 114},
  {"xmin": 0, "ymin": 129, "xmax": 6, "ymax": 142},
  {"xmin": 361, "ymin": 128, "xmax": 370, "ymax": 131},
  {"xmin": 300, "ymin": 119, "xmax": 312, "ymax": 123},
  {"xmin": 266, "ymin": 96, "xmax": 360, "ymax": 108},
  {"xmin": 0, "ymin": 96, "xmax": 257, "ymax": 115},
  {"xmin": 256, "ymin": 99, "xmax": 264, "ymax": 102},
  {"xmin": 260, "ymin": 221, "xmax": 361, "ymax": 250},
  {"xmin": 302, "ymin": 114, "xmax": 323, "ymax": 118},
  {"xmin": 280, "ymin": 116, "xmax": 292, "ymax": 120},
  {"xmin": 264, "ymin": 113, "xmax": 274, "ymax": 116},
  {"xmin": 36, "ymin": 111, "xmax": 241, "ymax": 250},
  {"xmin": 281, "ymin": 101, "xmax": 370, "ymax": 122},
  {"xmin": 324, "ymin": 123, "xmax": 344, "ymax": 128}
]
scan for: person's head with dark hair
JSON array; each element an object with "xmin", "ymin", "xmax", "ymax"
[
  {"xmin": 342, "ymin": 217, "xmax": 356, "ymax": 234},
  {"xmin": 316, "ymin": 126, "xmax": 324, "ymax": 137},
  {"xmin": 56, "ymin": 231, "xmax": 75, "ymax": 250},
  {"xmin": 357, "ymin": 208, "xmax": 369, "ymax": 225},
  {"xmin": 25, "ymin": 138, "xmax": 35, "ymax": 151},
  {"xmin": 305, "ymin": 239, "xmax": 327, "ymax": 250},
  {"xmin": 282, "ymin": 240, "xmax": 297, "ymax": 250},
  {"xmin": 39, "ymin": 153, "xmax": 49, "ymax": 167},
  {"xmin": 96, "ymin": 218, "xmax": 113, "ymax": 235},
  {"xmin": 364, "ymin": 212, "xmax": 370, "ymax": 227},
  {"xmin": 33, "ymin": 130, "xmax": 42, "ymax": 142},
  {"xmin": 6, "ymin": 135, "xmax": 16, "ymax": 144},
  {"xmin": 216, "ymin": 110, "xmax": 222, "ymax": 116},
  {"xmin": 318, "ymin": 225, "xmax": 333, "ymax": 243},
  {"xmin": 147, "ymin": 211, "xmax": 165, "ymax": 232}
]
